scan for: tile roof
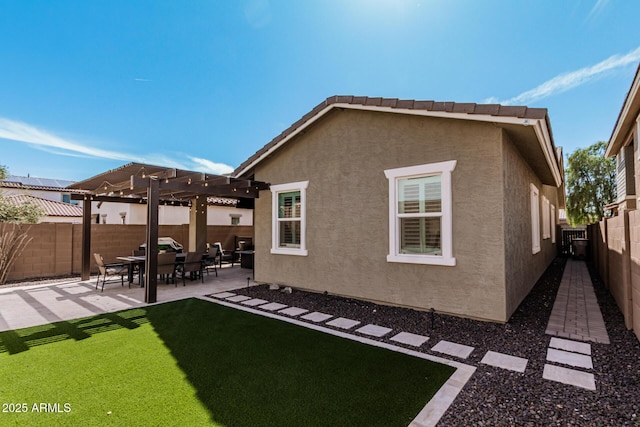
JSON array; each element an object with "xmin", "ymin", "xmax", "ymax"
[
  {"xmin": 4, "ymin": 194, "xmax": 83, "ymax": 217},
  {"xmin": 234, "ymin": 95, "xmax": 549, "ymax": 176}
]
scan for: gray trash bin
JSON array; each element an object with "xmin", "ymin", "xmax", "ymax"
[{"xmin": 572, "ymin": 238, "xmax": 588, "ymax": 258}]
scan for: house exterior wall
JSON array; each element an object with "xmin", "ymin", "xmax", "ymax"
[
  {"xmin": 253, "ymin": 109, "xmax": 512, "ymax": 321},
  {"xmin": 1, "ymin": 188, "xmax": 66, "ymax": 202},
  {"xmin": 501, "ymin": 130, "xmax": 559, "ymax": 318}
]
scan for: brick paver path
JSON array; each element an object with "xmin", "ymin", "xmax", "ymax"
[{"xmin": 545, "ymin": 259, "xmax": 610, "ymax": 344}]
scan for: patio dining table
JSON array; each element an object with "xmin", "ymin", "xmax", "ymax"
[{"xmin": 116, "ymin": 253, "xmax": 212, "ymax": 286}]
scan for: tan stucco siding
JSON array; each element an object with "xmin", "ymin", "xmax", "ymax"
[
  {"xmin": 253, "ymin": 109, "xmax": 507, "ymax": 321},
  {"xmin": 502, "ymin": 130, "xmax": 559, "ymax": 318}
]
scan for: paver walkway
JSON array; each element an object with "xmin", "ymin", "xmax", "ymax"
[{"xmin": 545, "ymin": 259, "xmax": 610, "ymax": 344}]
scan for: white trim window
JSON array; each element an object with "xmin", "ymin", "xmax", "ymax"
[
  {"xmin": 542, "ymin": 196, "xmax": 550, "ymax": 240},
  {"xmin": 270, "ymin": 181, "xmax": 309, "ymax": 256},
  {"xmin": 385, "ymin": 160, "xmax": 457, "ymax": 266},
  {"xmin": 531, "ymin": 184, "xmax": 541, "ymax": 254},
  {"xmin": 551, "ymin": 204, "xmax": 556, "ymax": 244}
]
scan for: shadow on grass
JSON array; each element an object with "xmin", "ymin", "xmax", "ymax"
[
  {"xmin": 144, "ymin": 298, "xmax": 455, "ymax": 427},
  {"xmin": 0, "ymin": 310, "xmax": 148, "ymax": 355}
]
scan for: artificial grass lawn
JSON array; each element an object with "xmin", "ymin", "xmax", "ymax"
[{"xmin": 0, "ymin": 298, "xmax": 455, "ymax": 426}]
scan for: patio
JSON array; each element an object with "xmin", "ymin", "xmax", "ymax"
[{"xmin": 0, "ymin": 265, "xmax": 252, "ymax": 332}]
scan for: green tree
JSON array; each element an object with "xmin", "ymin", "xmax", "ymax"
[
  {"xmin": 566, "ymin": 141, "xmax": 616, "ymax": 226},
  {"xmin": 0, "ymin": 165, "xmax": 46, "ymax": 284}
]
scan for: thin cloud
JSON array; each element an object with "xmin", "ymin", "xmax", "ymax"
[
  {"xmin": 498, "ymin": 46, "xmax": 640, "ymax": 106},
  {"xmin": 0, "ymin": 117, "xmax": 236, "ymax": 175},
  {"xmin": 134, "ymin": 78, "xmax": 152, "ymax": 82},
  {"xmin": 0, "ymin": 117, "xmax": 133, "ymax": 161},
  {"xmin": 188, "ymin": 156, "xmax": 234, "ymax": 175},
  {"xmin": 586, "ymin": 0, "xmax": 610, "ymax": 22}
]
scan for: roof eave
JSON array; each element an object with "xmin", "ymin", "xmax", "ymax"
[
  {"xmin": 606, "ymin": 64, "xmax": 640, "ymax": 158},
  {"xmin": 235, "ymin": 102, "xmax": 562, "ymax": 187}
]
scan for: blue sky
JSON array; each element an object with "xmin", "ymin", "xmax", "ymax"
[{"xmin": 1, "ymin": 0, "xmax": 639, "ymax": 181}]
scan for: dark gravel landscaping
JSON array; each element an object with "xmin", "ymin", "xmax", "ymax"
[{"xmin": 230, "ymin": 257, "xmax": 640, "ymax": 426}]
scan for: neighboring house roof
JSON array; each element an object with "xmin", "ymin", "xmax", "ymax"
[
  {"xmin": 6, "ymin": 175, "xmax": 75, "ymax": 188},
  {"xmin": 234, "ymin": 95, "xmax": 562, "ymax": 186},
  {"xmin": 4, "ymin": 194, "xmax": 83, "ymax": 217},
  {"xmin": 606, "ymin": 64, "xmax": 640, "ymax": 158},
  {"xmin": 0, "ymin": 176, "xmax": 87, "ymax": 194},
  {"xmin": 208, "ymin": 197, "xmax": 238, "ymax": 206}
]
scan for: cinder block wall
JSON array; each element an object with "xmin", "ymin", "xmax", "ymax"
[
  {"xmin": 629, "ymin": 210, "xmax": 640, "ymax": 340},
  {"xmin": 6, "ymin": 223, "xmax": 252, "ymax": 281},
  {"xmin": 606, "ymin": 214, "xmax": 633, "ymax": 329}
]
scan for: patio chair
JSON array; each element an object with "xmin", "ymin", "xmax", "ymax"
[
  {"xmin": 93, "ymin": 253, "xmax": 128, "ymax": 292},
  {"xmin": 213, "ymin": 242, "xmax": 235, "ymax": 268},
  {"xmin": 177, "ymin": 252, "xmax": 204, "ymax": 286},
  {"xmin": 202, "ymin": 250, "xmax": 217, "ymax": 277},
  {"xmin": 157, "ymin": 252, "xmax": 177, "ymax": 284}
]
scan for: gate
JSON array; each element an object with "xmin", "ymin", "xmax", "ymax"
[{"xmin": 561, "ymin": 228, "xmax": 587, "ymax": 255}]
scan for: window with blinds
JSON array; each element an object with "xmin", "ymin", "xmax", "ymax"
[
  {"xmin": 530, "ymin": 183, "xmax": 541, "ymax": 254},
  {"xmin": 398, "ymin": 175, "xmax": 442, "ymax": 255},
  {"xmin": 384, "ymin": 160, "xmax": 456, "ymax": 266},
  {"xmin": 270, "ymin": 181, "xmax": 309, "ymax": 256},
  {"xmin": 278, "ymin": 191, "xmax": 301, "ymax": 248}
]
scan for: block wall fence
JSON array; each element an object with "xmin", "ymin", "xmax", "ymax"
[
  {"xmin": 5, "ymin": 223, "xmax": 252, "ymax": 282},
  {"xmin": 588, "ymin": 211, "xmax": 640, "ymax": 343}
]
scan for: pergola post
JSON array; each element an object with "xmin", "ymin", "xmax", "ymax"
[
  {"xmin": 189, "ymin": 195, "xmax": 207, "ymax": 254},
  {"xmin": 81, "ymin": 196, "xmax": 92, "ymax": 281},
  {"xmin": 144, "ymin": 178, "xmax": 159, "ymax": 303}
]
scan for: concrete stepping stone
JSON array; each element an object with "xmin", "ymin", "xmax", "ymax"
[
  {"xmin": 431, "ymin": 340, "xmax": 474, "ymax": 359},
  {"xmin": 259, "ymin": 302, "xmax": 288, "ymax": 311},
  {"xmin": 356, "ymin": 324, "xmax": 393, "ymax": 337},
  {"xmin": 549, "ymin": 337, "xmax": 591, "ymax": 355},
  {"xmin": 390, "ymin": 332, "xmax": 429, "ymax": 347},
  {"xmin": 480, "ymin": 351, "xmax": 528, "ymax": 373},
  {"xmin": 326, "ymin": 317, "xmax": 361, "ymax": 329},
  {"xmin": 211, "ymin": 292, "xmax": 236, "ymax": 299},
  {"xmin": 241, "ymin": 298, "xmax": 269, "ymax": 307},
  {"xmin": 300, "ymin": 312, "xmax": 333, "ymax": 323},
  {"xmin": 546, "ymin": 348, "xmax": 593, "ymax": 369},
  {"xmin": 226, "ymin": 295, "xmax": 252, "ymax": 302},
  {"xmin": 278, "ymin": 307, "xmax": 308, "ymax": 317},
  {"xmin": 543, "ymin": 364, "xmax": 596, "ymax": 390}
]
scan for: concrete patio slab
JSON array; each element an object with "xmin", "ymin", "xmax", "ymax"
[
  {"xmin": 546, "ymin": 348, "xmax": 593, "ymax": 369},
  {"xmin": 355, "ymin": 324, "xmax": 393, "ymax": 337},
  {"xmin": 480, "ymin": 351, "xmax": 528, "ymax": 373},
  {"xmin": 0, "ymin": 265, "xmax": 259, "ymax": 332},
  {"xmin": 543, "ymin": 364, "xmax": 596, "ymax": 390},
  {"xmin": 300, "ymin": 312, "xmax": 333, "ymax": 323},
  {"xmin": 241, "ymin": 298, "xmax": 269, "ymax": 307},
  {"xmin": 431, "ymin": 340, "xmax": 474, "ymax": 359},
  {"xmin": 259, "ymin": 302, "xmax": 288, "ymax": 311},
  {"xmin": 326, "ymin": 317, "xmax": 360, "ymax": 329},
  {"xmin": 390, "ymin": 332, "xmax": 429, "ymax": 347},
  {"xmin": 277, "ymin": 307, "xmax": 308, "ymax": 317},
  {"xmin": 549, "ymin": 337, "xmax": 591, "ymax": 355}
]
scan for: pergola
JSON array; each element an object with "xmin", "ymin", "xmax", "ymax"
[{"xmin": 67, "ymin": 162, "xmax": 269, "ymax": 303}]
